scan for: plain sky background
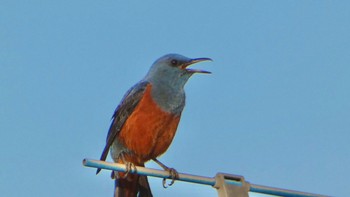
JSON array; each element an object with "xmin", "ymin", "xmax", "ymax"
[{"xmin": 1, "ymin": 1, "xmax": 349, "ymax": 197}]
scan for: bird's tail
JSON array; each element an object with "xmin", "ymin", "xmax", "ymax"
[{"xmin": 114, "ymin": 163, "xmax": 153, "ymax": 197}]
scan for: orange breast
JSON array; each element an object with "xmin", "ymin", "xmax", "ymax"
[{"xmin": 118, "ymin": 84, "xmax": 181, "ymax": 163}]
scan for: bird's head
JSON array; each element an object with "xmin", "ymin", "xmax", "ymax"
[{"xmin": 145, "ymin": 54, "xmax": 212, "ymax": 88}]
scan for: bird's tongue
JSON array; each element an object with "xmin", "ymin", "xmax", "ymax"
[{"xmin": 184, "ymin": 57, "xmax": 212, "ymax": 74}]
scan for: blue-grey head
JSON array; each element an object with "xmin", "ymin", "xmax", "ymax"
[{"xmin": 144, "ymin": 54, "xmax": 212, "ymax": 89}]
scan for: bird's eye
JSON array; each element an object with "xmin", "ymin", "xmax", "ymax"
[{"xmin": 171, "ymin": 59, "xmax": 178, "ymax": 66}]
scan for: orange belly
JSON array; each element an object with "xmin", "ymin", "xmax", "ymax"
[{"xmin": 118, "ymin": 84, "xmax": 181, "ymax": 164}]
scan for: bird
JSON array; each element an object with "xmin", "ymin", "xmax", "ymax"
[{"xmin": 96, "ymin": 54, "xmax": 212, "ymax": 197}]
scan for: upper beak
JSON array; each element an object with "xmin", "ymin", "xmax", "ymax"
[{"xmin": 183, "ymin": 57, "xmax": 212, "ymax": 74}]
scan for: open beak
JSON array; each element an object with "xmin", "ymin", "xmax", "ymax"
[{"xmin": 182, "ymin": 57, "xmax": 212, "ymax": 74}]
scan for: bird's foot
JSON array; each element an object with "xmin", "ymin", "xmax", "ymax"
[
  {"xmin": 110, "ymin": 161, "xmax": 136, "ymax": 179},
  {"xmin": 153, "ymin": 158, "xmax": 179, "ymax": 188},
  {"xmin": 112, "ymin": 152, "xmax": 137, "ymax": 179},
  {"xmin": 122, "ymin": 161, "xmax": 137, "ymax": 179},
  {"xmin": 162, "ymin": 167, "xmax": 179, "ymax": 188}
]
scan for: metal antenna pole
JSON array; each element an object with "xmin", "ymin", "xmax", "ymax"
[{"xmin": 83, "ymin": 159, "xmax": 329, "ymax": 197}]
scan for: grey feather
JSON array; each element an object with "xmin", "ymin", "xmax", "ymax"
[{"xmin": 96, "ymin": 81, "xmax": 149, "ymax": 174}]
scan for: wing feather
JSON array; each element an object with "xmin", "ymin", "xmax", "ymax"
[{"xmin": 96, "ymin": 81, "xmax": 149, "ymax": 174}]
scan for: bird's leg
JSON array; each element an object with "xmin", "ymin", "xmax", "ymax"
[
  {"xmin": 153, "ymin": 158, "xmax": 179, "ymax": 188},
  {"xmin": 111, "ymin": 152, "xmax": 137, "ymax": 179}
]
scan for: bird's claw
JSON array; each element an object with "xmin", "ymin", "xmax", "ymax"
[
  {"xmin": 162, "ymin": 168, "xmax": 179, "ymax": 188},
  {"xmin": 152, "ymin": 158, "xmax": 179, "ymax": 188},
  {"xmin": 122, "ymin": 162, "xmax": 137, "ymax": 179}
]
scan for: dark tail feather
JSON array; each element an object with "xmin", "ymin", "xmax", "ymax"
[
  {"xmin": 138, "ymin": 175, "xmax": 152, "ymax": 197},
  {"xmin": 114, "ymin": 164, "xmax": 152, "ymax": 197},
  {"xmin": 114, "ymin": 173, "xmax": 138, "ymax": 197},
  {"xmin": 96, "ymin": 146, "xmax": 110, "ymax": 174}
]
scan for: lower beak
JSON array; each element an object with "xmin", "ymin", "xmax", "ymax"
[{"xmin": 184, "ymin": 57, "xmax": 212, "ymax": 74}]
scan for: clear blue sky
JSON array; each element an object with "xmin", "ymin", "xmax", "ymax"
[{"xmin": 1, "ymin": 1, "xmax": 349, "ymax": 196}]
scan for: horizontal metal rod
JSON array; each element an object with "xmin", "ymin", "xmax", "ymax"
[
  {"xmin": 83, "ymin": 158, "xmax": 215, "ymax": 185},
  {"xmin": 83, "ymin": 158, "xmax": 329, "ymax": 197},
  {"xmin": 250, "ymin": 183, "xmax": 329, "ymax": 197}
]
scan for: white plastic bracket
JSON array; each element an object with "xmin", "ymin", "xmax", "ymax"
[{"xmin": 214, "ymin": 173, "xmax": 250, "ymax": 197}]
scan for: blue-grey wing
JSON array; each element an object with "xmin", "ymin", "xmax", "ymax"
[{"xmin": 96, "ymin": 81, "xmax": 149, "ymax": 174}]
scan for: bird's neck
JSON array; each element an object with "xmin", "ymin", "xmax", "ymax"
[{"xmin": 146, "ymin": 79, "xmax": 186, "ymax": 115}]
